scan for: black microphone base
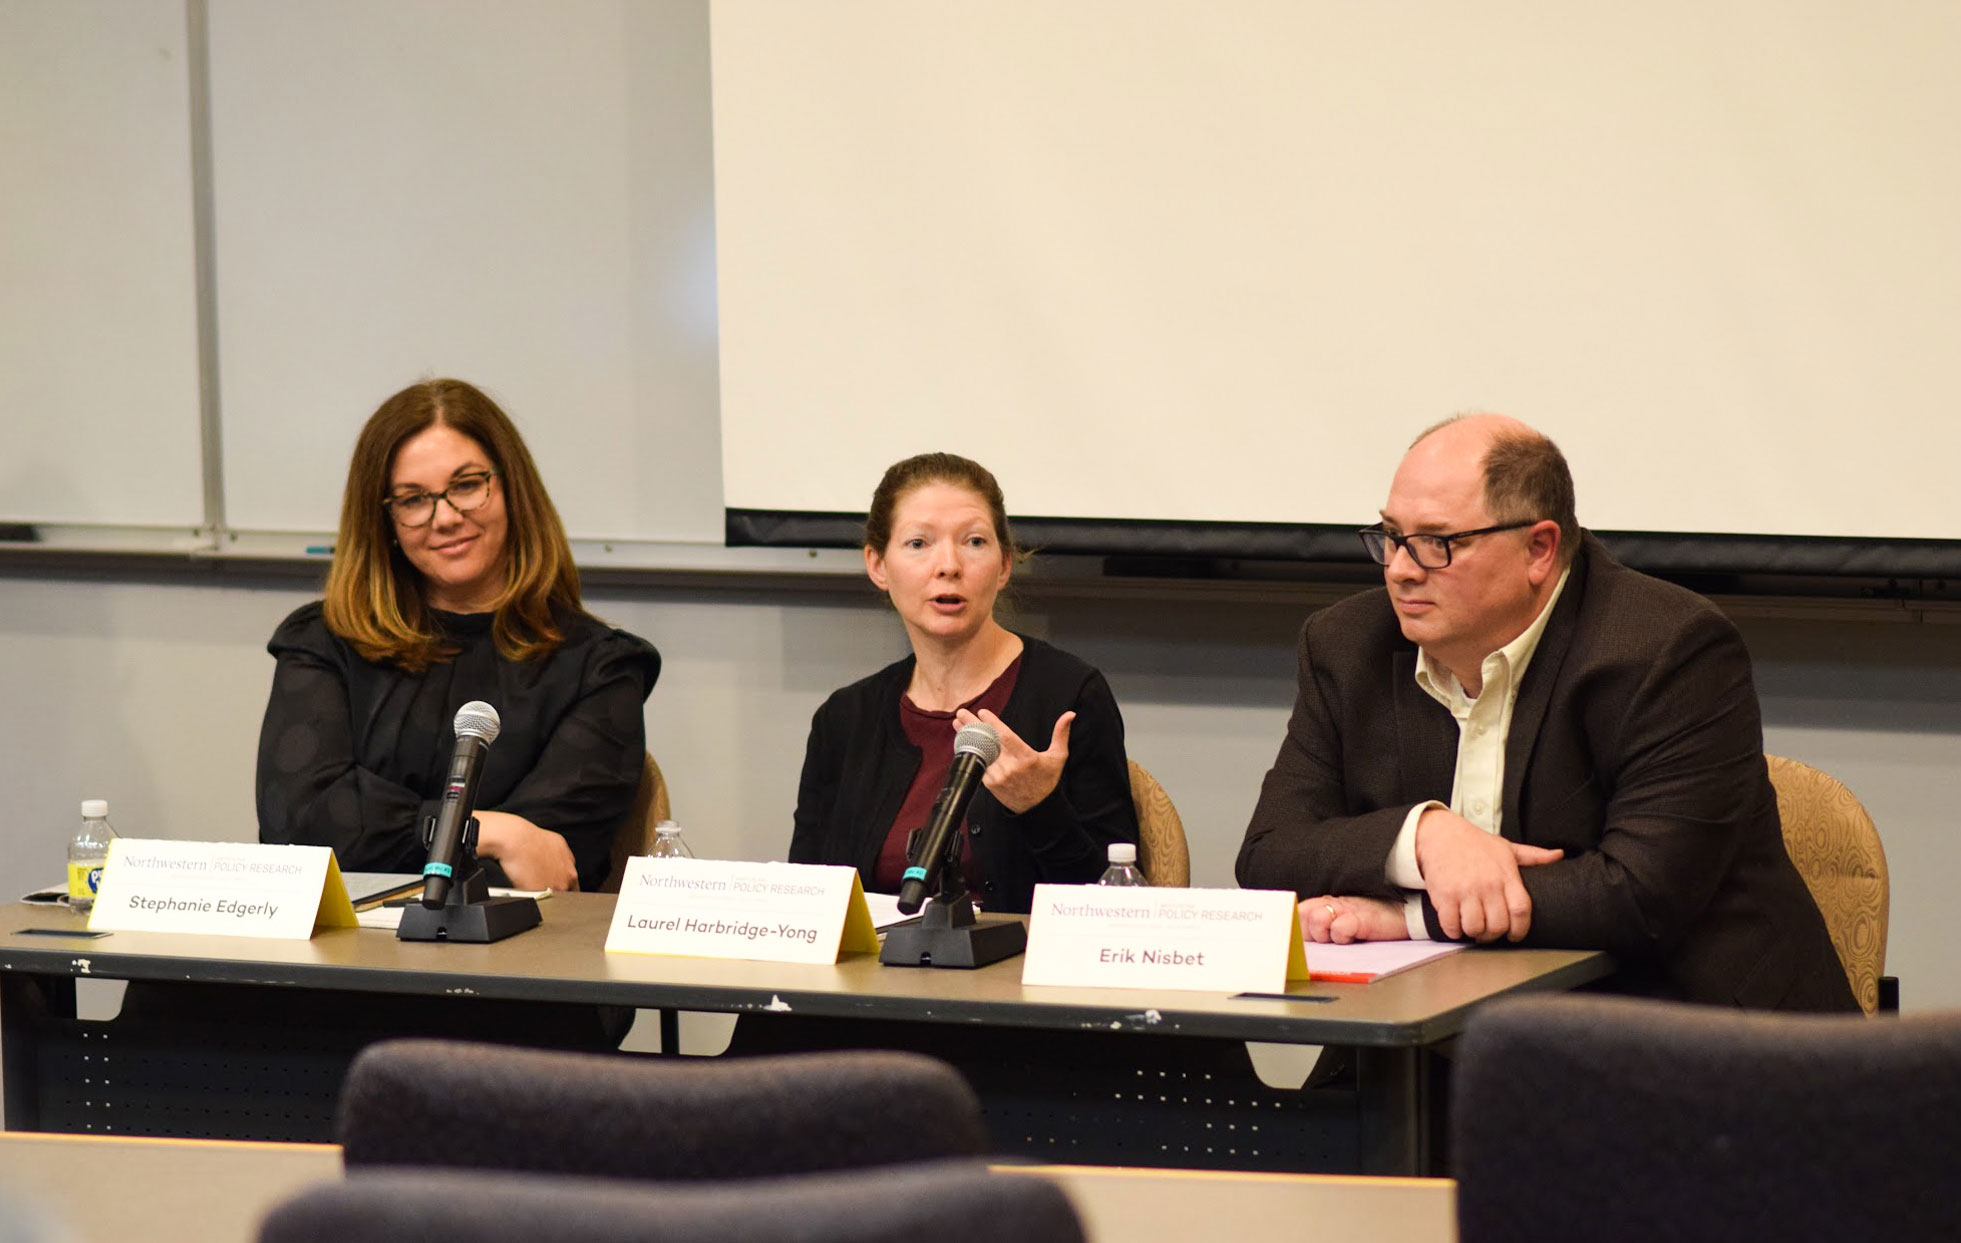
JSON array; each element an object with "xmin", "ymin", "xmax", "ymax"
[
  {"xmin": 397, "ymin": 894, "xmax": 541, "ymax": 944},
  {"xmin": 879, "ymin": 897, "xmax": 1026, "ymax": 969}
]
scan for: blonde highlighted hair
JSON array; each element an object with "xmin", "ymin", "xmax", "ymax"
[{"xmin": 323, "ymin": 379, "xmax": 584, "ymax": 672}]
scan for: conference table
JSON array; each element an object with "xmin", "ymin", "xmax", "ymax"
[
  {"xmin": 0, "ymin": 1133, "xmax": 1459, "ymax": 1243},
  {"xmin": 0, "ymin": 895, "xmax": 1609, "ymax": 1176}
]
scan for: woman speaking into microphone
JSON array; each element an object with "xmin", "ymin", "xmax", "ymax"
[
  {"xmin": 255, "ymin": 378, "xmax": 659, "ymax": 893},
  {"xmin": 788, "ymin": 453, "xmax": 1138, "ymax": 913}
]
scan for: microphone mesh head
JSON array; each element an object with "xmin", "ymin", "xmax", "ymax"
[
  {"xmin": 953, "ymin": 721, "xmax": 1001, "ymax": 766},
  {"xmin": 453, "ymin": 700, "xmax": 501, "ymax": 744}
]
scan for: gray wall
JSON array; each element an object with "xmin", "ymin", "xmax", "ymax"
[{"xmin": 2, "ymin": 565, "xmax": 1954, "ymax": 1009}]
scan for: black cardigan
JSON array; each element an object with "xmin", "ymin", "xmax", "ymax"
[
  {"xmin": 256, "ymin": 602, "xmax": 660, "ymax": 892},
  {"xmin": 789, "ymin": 635, "xmax": 1139, "ymax": 914}
]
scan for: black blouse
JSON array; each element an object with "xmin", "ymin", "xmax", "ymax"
[
  {"xmin": 256, "ymin": 602, "xmax": 660, "ymax": 891},
  {"xmin": 789, "ymin": 635, "xmax": 1138, "ymax": 914}
]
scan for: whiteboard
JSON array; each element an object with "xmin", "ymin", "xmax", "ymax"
[
  {"xmin": 713, "ymin": 1, "xmax": 1961, "ymax": 543},
  {"xmin": 0, "ymin": 0, "xmax": 204, "ymax": 528},
  {"xmin": 208, "ymin": 0, "xmax": 722, "ymax": 543}
]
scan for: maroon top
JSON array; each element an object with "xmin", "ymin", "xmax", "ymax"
[{"xmin": 873, "ymin": 654, "xmax": 1023, "ymax": 897}]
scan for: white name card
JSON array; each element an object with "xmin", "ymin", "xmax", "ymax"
[
  {"xmin": 1022, "ymin": 884, "xmax": 1308, "ymax": 993},
  {"xmin": 89, "ymin": 839, "xmax": 358, "ymax": 940},
  {"xmin": 605, "ymin": 857, "xmax": 879, "ymax": 964}
]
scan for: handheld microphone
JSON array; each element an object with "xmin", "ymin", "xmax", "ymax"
[
  {"xmin": 896, "ymin": 721, "xmax": 1001, "ymax": 915},
  {"xmin": 421, "ymin": 701, "xmax": 500, "ymax": 908}
]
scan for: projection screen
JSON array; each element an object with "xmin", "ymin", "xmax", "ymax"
[{"xmin": 711, "ymin": 2, "xmax": 1961, "ymax": 576}]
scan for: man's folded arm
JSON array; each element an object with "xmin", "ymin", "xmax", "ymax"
[
  {"xmin": 1237, "ymin": 621, "xmax": 1422, "ymax": 901},
  {"xmin": 1443, "ymin": 613, "xmax": 1762, "ymax": 954}
]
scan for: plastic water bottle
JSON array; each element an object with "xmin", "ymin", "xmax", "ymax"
[
  {"xmin": 68, "ymin": 799, "xmax": 116, "ymax": 913},
  {"xmin": 1097, "ymin": 842, "xmax": 1147, "ymax": 886},
  {"xmin": 650, "ymin": 820, "xmax": 695, "ymax": 859}
]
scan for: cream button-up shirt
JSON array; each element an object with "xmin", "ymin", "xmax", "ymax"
[{"xmin": 1385, "ymin": 568, "xmax": 1571, "ymax": 938}]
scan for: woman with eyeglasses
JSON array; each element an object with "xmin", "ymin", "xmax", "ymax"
[{"xmin": 255, "ymin": 379, "xmax": 660, "ymax": 891}]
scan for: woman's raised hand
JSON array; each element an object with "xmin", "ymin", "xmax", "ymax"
[{"xmin": 954, "ymin": 708, "xmax": 1074, "ymax": 814}]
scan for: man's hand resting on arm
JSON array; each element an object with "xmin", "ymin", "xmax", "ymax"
[{"xmin": 1414, "ymin": 807, "xmax": 1562, "ymax": 942}]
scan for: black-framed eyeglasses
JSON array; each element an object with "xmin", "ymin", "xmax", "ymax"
[
  {"xmin": 1358, "ymin": 520, "xmax": 1534, "ymax": 570},
  {"xmin": 383, "ymin": 471, "xmax": 498, "ymax": 528}
]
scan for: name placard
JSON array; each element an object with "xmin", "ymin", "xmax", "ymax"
[
  {"xmin": 89, "ymin": 839, "xmax": 358, "ymax": 940},
  {"xmin": 605, "ymin": 857, "xmax": 879, "ymax": 964},
  {"xmin": 1021, "ymin": 885, "xmax": 1308, "ymax": 993}
]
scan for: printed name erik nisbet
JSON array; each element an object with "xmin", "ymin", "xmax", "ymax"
[{"xmin": 1098, "ymin": 947, "xmax": 1208, "ymax": 966}]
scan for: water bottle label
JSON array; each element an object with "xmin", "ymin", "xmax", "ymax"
[{"xmin": 67, "ymin": 861, "xmax": 103, "ymax": 900}]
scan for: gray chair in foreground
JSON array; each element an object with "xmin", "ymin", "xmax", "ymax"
[
  {"xmin": 1453, "ymin": 994, "xmax": 1961, "ymax": 1243},
  {"xmin": 339, "ymin": 1040, "xmax": 987, "ymax": 1181},
  {"xmin": 260, "ymin": 1161, "xmax": 1083, "ymax": 1243}
]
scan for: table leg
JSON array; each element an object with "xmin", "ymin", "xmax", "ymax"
[{"xmin": 1354, "ymin": 1045, "xmax": 1436, "ymax": 1176}]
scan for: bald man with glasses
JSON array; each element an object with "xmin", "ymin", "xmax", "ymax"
[{"xmin": 1238, "ymin": 415, "xmax": 1853, "ymax": 1011}]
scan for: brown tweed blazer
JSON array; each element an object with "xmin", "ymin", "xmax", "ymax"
[{"xmin": 1238, "ymin": 534, "xmax": 1855, "ymax": 1012}]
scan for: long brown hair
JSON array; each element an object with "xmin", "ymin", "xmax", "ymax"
[{"xmin": 322, "ymin": 379, "xmax": 584, "ymax": 672}]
